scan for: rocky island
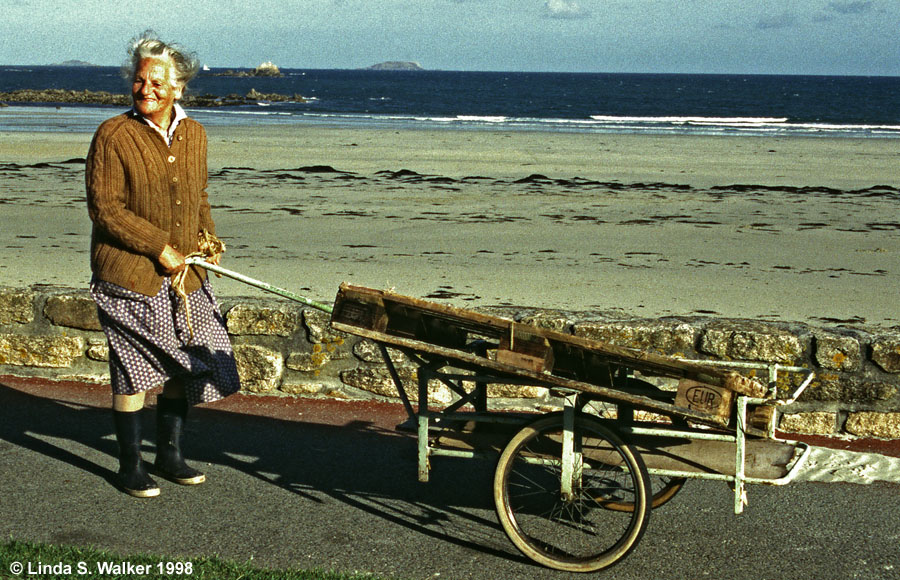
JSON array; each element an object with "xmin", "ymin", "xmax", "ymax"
[
  {"xmin": 53, "ymin": 60, "xmax": 98, "ymax": 67},
  {"xmin": 214, "ymin": 61, "xmax": 283, "ymax": 77},
  {"xmin": 364, "ymin": 61, "xmax": 424, "ymax": 71},
  {"xmin": 0, "ymin": 88, "xmax": 306, "ymax": 107}
]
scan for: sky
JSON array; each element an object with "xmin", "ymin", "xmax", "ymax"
[{"xmin": 2, "ymin": 0, "xmax": 898, "ymax": 75}]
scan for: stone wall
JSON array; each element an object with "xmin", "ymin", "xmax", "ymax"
[{"xmin": 2, "ymin": 285, "xmax": 900, "ymax": 439}]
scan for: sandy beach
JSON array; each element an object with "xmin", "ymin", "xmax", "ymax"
[{"xmin": 1, "ymin": 125, "xmax": 898, "ymax": 327}]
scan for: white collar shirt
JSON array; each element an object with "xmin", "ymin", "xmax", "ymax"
[{"xmin": 134, "ymin": 103, "xmax": 188, "ymax": 146}]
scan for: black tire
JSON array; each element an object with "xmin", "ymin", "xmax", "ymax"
[{"xmin": 493, "ymin": 412, "xmax": 651, "ymax": 572}]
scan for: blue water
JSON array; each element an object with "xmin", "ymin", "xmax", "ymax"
[{"xmin": 3, "ymin": 66, "xmax": 900, "ymax": 138}]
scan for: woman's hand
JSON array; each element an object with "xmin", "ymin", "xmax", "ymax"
[{"xmin": 159, "ymin": 244, "xmax": 186, "ymax": 275}]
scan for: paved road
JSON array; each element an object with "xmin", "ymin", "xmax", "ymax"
[{"xmin": 1, "ymin": 376, "xmax": 898, "ymax": 580}]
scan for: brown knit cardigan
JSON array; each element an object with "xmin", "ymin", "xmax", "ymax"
[{"xmin": 86, "ymin": 111, "xmax": 215, "ymax": 296}]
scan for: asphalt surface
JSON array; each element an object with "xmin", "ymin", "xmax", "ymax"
[{"xmin": 1, "ymin": 375, "xmax": 899, "ymax": 580}]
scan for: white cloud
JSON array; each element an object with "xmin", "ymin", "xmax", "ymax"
[{"xmin": 544, "ymin": 0, "xmax": 589, "ymax": 20}]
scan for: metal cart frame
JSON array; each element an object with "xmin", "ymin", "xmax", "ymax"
[{"xmin": 188, "ymin": 260, "xmax": 818, "ymax": 573}]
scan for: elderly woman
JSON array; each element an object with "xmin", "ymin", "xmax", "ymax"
[{"xmin": 86, "ymin": 32, "xmax": 240, "ymax": 498}]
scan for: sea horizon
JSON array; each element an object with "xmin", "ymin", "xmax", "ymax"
[
  {"xmin": 3, "ymin": 65, "xmax": 900, "ymax": 138},
  {"xmin": 4, "ymin": 61, "xmax": 900, "ymax": 78}
]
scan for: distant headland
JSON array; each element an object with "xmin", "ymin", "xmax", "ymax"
[
  {"xmin": 52, "ymin": 60, "xmax": 99, "ymax": 67},
  {"xmin": 363, "ymin": 61, "xmax": 424, "ymax": 71}
]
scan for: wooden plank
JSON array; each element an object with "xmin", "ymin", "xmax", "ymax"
[
  {"xmin": 331, "ymin": 284, "xmax": 775, "ymax": 427},
  {"xmin": 632, "ymin": 437, "xmax": 797, "ymax": 479},
  {"xmin": 331, "ymin": 320, "xmax": 731, "ymax": 427},
  {"xmin": 724, "ymin": 371, "xmax": 769, "ymax": 398},
  {"xmin": 334, "ymin": 283, "xmax": 763, "ymax": 392},
  {"xmin": 426, "ymin": 416, "xmax": 795, "ymax": 478},
  {"xmin": 339, "ymin": 283, "xmax": 510, "ymax": 336}
]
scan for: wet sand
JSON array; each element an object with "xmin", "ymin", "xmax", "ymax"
[{"xmin": 1, "ymin": 125, "xmax": 898, "ymax": 327}]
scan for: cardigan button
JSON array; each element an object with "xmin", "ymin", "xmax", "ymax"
[
  {"xmin": 167, "ymin": 155, "xmax": 176, "ymax": 163},
  {"xmin": 172, "ymin": 176, "xmax": 178, "ymax": 183},
  {"xmin": 177, "ymin": 135, "xmax": 184, "ymax": 141}
]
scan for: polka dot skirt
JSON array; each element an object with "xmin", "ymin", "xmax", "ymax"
[{"xmin": 90, "ymin": 276, "xmax": 241, "ymax": 405}]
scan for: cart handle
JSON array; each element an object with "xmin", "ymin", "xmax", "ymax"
[{"xmin": 185, "ymin": 256, "xmax": 334, "ymax": 314}]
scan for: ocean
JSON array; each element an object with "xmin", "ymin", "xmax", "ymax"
[{"xmin": 2, "ymin": 66, "xmax": 900, "ymax": 138}]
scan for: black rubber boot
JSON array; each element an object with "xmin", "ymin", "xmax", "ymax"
[
  {"xmin": 154, "ymin": 397, "xmax": 206, "ymax": 485},
  {"xmin": 113, "ymin": 409, "xmax": 160, "ymax": 498}
]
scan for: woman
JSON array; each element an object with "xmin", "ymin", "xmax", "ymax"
[{"xmin": 86, "ymin": 32, "xmax": 240, "ymax": 498}]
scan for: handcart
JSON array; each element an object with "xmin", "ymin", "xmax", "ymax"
[{"xmin": 188, "ymin": 259, "xmax": 815, "ymax": 573}]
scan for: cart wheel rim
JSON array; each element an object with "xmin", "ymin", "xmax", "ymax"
[{"xmin": 493, "ymin": 412, "xmax": 652, "ymax": 572}]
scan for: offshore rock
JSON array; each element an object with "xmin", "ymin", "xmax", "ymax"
[
  {"xmin": 0, "ymin": 88, "xmax": 305, "ymax": 107},
  {"xmin": 253, "ymin": 61, "xmax": 282, "ymax": 76},
  {"xmin": 214, "ymin": 61, "xmax": 283, "ymax": 77},
  {"xmin": 0, "ymin": 89, "xmax": 130, "ymax": 106}
]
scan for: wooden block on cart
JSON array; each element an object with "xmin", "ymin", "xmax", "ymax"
[
  {"xmin": 724, "ymin": 371, "xmax": 768, "ymax": 398},
  {"xmin": 497, "ymin": 322, "xmax": 555, "ymax": 373},
  {"xmin": 331, "ymin": 285, "xmax": 388, "ymax": 331},
  {"xmin": 748, "ymin": 403, "xmax": 778, "ymax": 433},
  {"xmin": 675, "ymin": 379, "xmax": 734, "ymax": 426}
]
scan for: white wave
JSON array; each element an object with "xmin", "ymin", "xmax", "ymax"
[
  {"xmin": 195, "ymin": 109, "xmax": 293, "ymax": 116},
  {"xmin": 455, "ymin": 115, "xmax": 508, "ymax": 123},
  {"xmin": 590, "ymin": 115, "xmax": 789, "ymax": 125},
  {"xmin": 780, "ymin": 122, "xmax": 900, "ymax": 132}
]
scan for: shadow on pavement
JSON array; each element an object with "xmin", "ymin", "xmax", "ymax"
[{"xmin": 0, "ymin": 380, "xmax": 528, "ymax": 566}]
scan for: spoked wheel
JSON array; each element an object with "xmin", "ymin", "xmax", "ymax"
[
  {"xmin": 493, "ymin": 412, "xmax": 651, "ymax": 572},
  {"xmin": 603, "ymin": 378, "xmax": 687, "ymax": 512}
]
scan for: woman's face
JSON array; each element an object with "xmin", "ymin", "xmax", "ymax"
[{"xmin": 132, "ymin": 57, "xmax": 183, "ymax": 126}]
